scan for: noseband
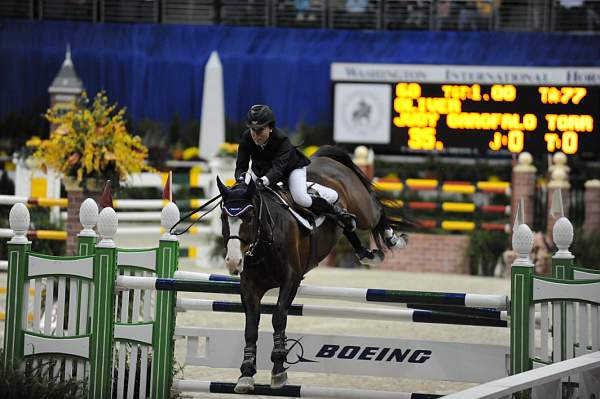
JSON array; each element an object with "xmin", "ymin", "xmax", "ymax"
[{"xmin": 223, "ymin": 191, "xmax": 273, "ymax": 258}]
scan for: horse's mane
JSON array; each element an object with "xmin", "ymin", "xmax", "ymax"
[{"xmin": 312, "ymin": 145, "xmax": 374, "ymax": 192}]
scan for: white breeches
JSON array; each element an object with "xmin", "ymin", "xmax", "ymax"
[
  {"xmin": 288, "ymin": 167, "xmax": 338, "ymax": 207},
  {"xmin": 248, "ymin": 167, "xmax": 338, "ymax": 207}
]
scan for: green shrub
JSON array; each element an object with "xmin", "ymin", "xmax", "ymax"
[
  {"xmin": 467, "ymin": 229, "xmax": 509, "ymax": 276},
  {"xmin": 572, "ymin": 228, "xmax": 600, "ymax": 269},
  {"xmin": 0, "ymin": 350, "xmax": 87, "ymax": 399}
]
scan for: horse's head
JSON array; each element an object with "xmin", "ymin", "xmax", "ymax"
[{"xmin": 217, "ymin": 177, "xmax": 258, "ymax": 275}]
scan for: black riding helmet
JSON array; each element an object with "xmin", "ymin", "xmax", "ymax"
[{"xmin": 246, "ymin": 104, "xmax": 275, "ymax": 129}]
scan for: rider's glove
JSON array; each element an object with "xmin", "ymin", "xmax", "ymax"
[{"xmin": 256, "ymin": 176, "xmax": 269, "ymax": 190}]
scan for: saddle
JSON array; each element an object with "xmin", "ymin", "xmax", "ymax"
[{"xmin": 269, "ymin": 184, "xmax": 325, "ymax": 232}]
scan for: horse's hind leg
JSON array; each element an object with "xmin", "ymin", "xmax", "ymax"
[
  {"xmin": 377, "ymin": 215, "xmax": 409, "ymax": 250},
  {"xmin": 270, "ymin": 277, "xmax": 300, "ymax": 389},
  {"xmin": 234, "ymin": 282, "xmax": 263, "ymax": 394},
  {"xmin": 343, "ymin": 230, "xmax": 384, "ymax": 263}
]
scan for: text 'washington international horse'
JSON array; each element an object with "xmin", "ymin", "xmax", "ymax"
[{"xmin": 217, "ymin": 146, "xmax": 408, "ymax": 393}]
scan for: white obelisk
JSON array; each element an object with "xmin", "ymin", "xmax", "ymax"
[{"xmin": 199, "ymin": 51, "xmax": 225, "ymax": 160}]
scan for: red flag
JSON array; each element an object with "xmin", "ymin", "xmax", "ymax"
[
  {"xmin": 162, "ymin": 171, "xmax": 173, "ymax": 202},
  {"xmin": 99, "ymin": 180, "xmax": 113, "ymax": 208}
]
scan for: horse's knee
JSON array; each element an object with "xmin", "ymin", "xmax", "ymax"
[
  {"xmin": 271, "ymin": 309, "xmax": 288, "ymax": 331},
  {"xmin": 291, "ymin": 190, "xmax": 312, "ymax": 208}
]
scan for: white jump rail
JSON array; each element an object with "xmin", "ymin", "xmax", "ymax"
[
  {"xmin": 171, "ymin": 270, "xmax": 509, "ymax": 310},
  {"xmin": 444, "ymin": 351, "xmax": 600, "ymax": 399}
]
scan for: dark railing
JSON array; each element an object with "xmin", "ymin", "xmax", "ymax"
[{"xmin": 0, "ymin": 0, "xmax": 598, "ymax": 33}]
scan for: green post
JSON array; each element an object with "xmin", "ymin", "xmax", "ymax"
[
  {"xmin": 510, "ymin": 223, "xmax": 535, "ymax": 376},
  {"xmin": 151, "ymin": 202, "xmax": 181, "ymax": 398},
  {"xmin": 77, "ymin": 235, "xmax": 97, "ymax": 256},
  {"xmin": 3, "ymin": 203, "xmax": 31, "ymax": 368},
  {"xmin": 550, "ymin": 216, "xmax": 575, "ymax": 365},
  {"xmin": 88, "ymin": 207, "xmax": 118, "ymax": 399}
]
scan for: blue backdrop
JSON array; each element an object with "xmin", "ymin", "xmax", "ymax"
[{"xmin": 1, "ymin": 19, "xmax": 599, "ymax": 129}]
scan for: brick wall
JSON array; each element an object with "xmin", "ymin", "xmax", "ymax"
[{"xmin": 379, "ymin": 233, "xmax": 471, "ymax": 274}]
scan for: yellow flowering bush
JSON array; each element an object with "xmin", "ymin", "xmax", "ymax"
[
  {"xmin": 215, "ymin": 142, "xmax": 239, "ymax": 158},
  {"xmin": 182, "ymin": 147, "xmax": 199, "ymax": 160},
  {"xmin": 33, "ymin": 92, "xmax": 154, "ymax": 186}
]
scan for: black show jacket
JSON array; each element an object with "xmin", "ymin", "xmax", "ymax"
[{"xmin": 234, "ymin": 128, "xmax": 310, "ymax": 185}]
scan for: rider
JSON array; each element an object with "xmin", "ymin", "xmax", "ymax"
[{"xmin": 234, "ymin": 104, "xmax": 356, "ymax": 232}]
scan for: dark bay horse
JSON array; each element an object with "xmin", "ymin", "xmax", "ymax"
[{"xmin": 217, "ymin": 146, "xmax": 408, "ymax": 393}]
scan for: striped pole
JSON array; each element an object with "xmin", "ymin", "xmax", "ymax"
[
  {"xmin": 172, "ymin": 380, "xmax": 442, "ymax": 399},
  {"xmin": 119, "ymin": 272, "xmax": 508, "ymax": 310},
  {"xmin": 405, "ymin": 304, "xmax": 507, "ymax": 321},
  {"xmin": 177, "ymin": 298, "xmax": 507, "ymax": 327},
  {"xmin": 402, "ymin": 220, "xmax": 509, "ymax": 232},
  {"xmin": 373, "ymin": 178, "xmax": 510, "ymax": 195},
  {"xmin": 0, "ymin": 226, "xmax": 210, "ymax": 240},
  {"xmin": 0, "ymin": 228, "xmax": 67, "ymax": 240},
  {"xmin": 174, "ymin": 271, "xmax": 509, "ymax": 309},
  {"xmin": 112, "ymin": 198, "xmax": 208, "ymax": 210},
  {"xmin": 382, "ymin": 199, "xmax": 510, "ymax": 215},
  {"xmin": 0, "ymin": 194, "xmax": 68, "ymax": 207}
]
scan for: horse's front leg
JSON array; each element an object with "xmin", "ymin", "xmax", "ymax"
[
  {"xmin": 271, "ymin": 276, "xmax": 300, "ymax": 389},
  {"xmin": 234, "ymin": 279, "xmax": 263, "ymax": 394}
]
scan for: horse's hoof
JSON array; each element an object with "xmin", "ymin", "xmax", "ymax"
[
  {"xmin": 271, "ymin": 371, "xmax": 288, "ymax": 389},
  {"xmin": 387, "ymin": 232, "xmax": 408, "ymax": 249},
  {"xmin": 234, "ymin": 376, "xmax": 255, "ymax": 393},
  {"xmin": 358, "ymin": 249, "xmax": 384, "ymax": 266}
]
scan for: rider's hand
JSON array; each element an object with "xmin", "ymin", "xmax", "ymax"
[{"xmin": 256, "ymin": 176, "xmax": 269, "ymax": 190}]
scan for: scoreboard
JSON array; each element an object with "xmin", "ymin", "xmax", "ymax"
[{"xmin": 332, "ymin": 63, "xmax": 600, "ymax": 159}]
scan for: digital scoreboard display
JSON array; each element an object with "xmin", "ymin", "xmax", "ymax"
[{"xmin": 332, "ymin": 63, "xmax": 600, "ymax": 159}]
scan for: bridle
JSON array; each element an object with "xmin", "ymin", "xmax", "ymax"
[{"xmin": 223, "ymin": 187, "xmax": 274, "ymax": 258}]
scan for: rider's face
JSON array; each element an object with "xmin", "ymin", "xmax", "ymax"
[{"xmin": 250, "ymin": 126, "xmax": 271, "ymax": 146}]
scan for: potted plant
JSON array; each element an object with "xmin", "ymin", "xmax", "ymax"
[
  {"xmin": 32, "ymin": 91, "xmax": 154, "ymax": 191},
  {"xmin": 31, "ymin": 91, "xmax": 154, "ymax": 254}
]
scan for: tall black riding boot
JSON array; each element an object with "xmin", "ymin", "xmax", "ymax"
[{"xmin": 309, "ymin": 196, "xmax": 356, "ymax": 232}]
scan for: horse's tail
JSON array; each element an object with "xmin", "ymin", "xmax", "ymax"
[
  {"xmin": 312, "ymin": 145, "xmax": 374, "ymax": 192},
  {"xmin": 312, "ymin": 145, "xmax": 414, "ymax": 254}
]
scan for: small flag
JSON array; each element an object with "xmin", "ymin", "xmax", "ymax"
[
  {"xmin": 100, "ymin": 180, "xmax": 113, "ymax": 208},
  {"xmin": 162, "ymin": 171, "xmax": 173, "ymax": 202},
  {"xmin": 550, "ymin": 188, "xmax": 564, "ymax": 220},
  {"xmin": 513, "ymin": 197, "xmax": 525, "ymax": 232}
]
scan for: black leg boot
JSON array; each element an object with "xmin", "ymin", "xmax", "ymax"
[{"xmin": 309, "ymin": 196, "xmax": 356, "ymax": 232}]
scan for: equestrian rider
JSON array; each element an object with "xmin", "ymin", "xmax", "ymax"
[{"xmin": 234, "ymin": 104, "xmax": 356, "ymax": 232}]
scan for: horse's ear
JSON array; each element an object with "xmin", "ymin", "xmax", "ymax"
[
  {"xmin": 246, "ymin": 179, "xmax": 256, "ymax": 198},
  {"xmin": 216, "ymin": 176, "xmax": 229, "ymax": 197}
]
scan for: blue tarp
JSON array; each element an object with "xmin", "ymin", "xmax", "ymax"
[{"xmin": 1, "ymin": 19, "xmax": 599, "ymax": 129}]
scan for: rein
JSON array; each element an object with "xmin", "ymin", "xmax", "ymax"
[{"xmin": 169, "ymin": 194, "xmax": 223, "ymax": 236}]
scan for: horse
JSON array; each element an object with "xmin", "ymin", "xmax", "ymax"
[{"xmin": 216, "ymin": 145, "xmax": 408, "ymax": 393}]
